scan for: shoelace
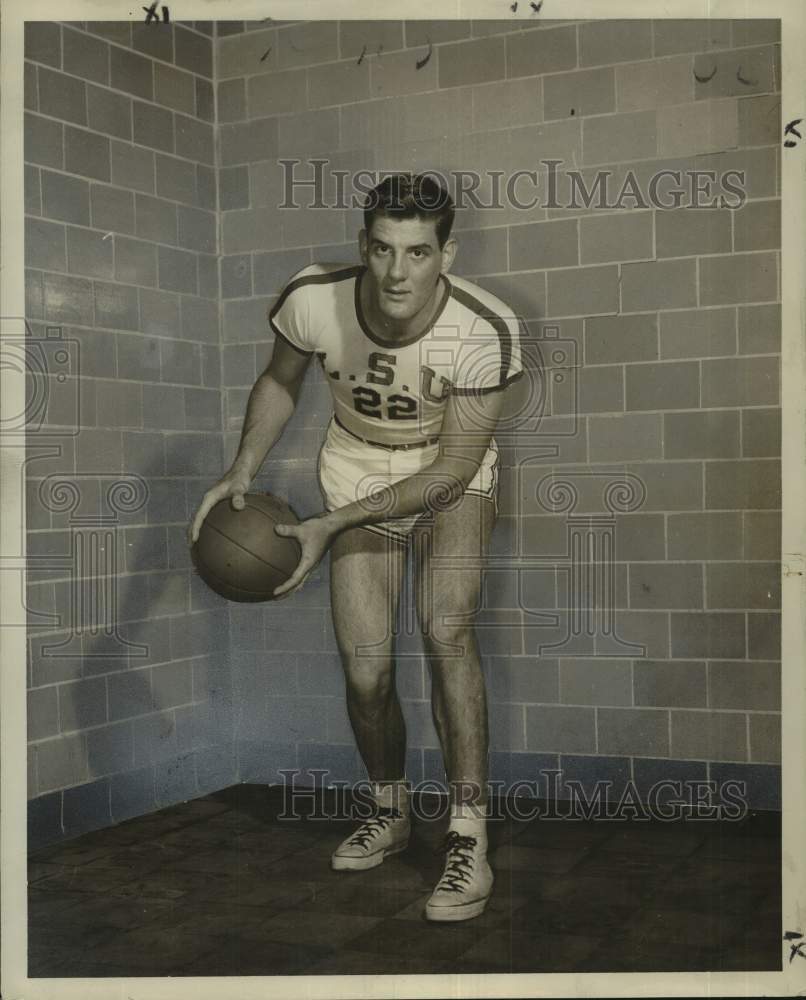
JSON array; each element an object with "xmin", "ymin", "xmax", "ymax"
[
  {"xmin": 434, "ymin": 830, "xmax": 479, "ymax": 893},
  {"xmin": 346, "ymin": 807, "xmax": 404, "ymax": 850}
]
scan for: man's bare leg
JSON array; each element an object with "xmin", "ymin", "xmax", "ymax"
[
  {"xmin": 415, "ymin": 494, "xmax": 496, "ymax": 919},
  {"xmin": 329, "ymin": 526, "xmax": 407, "ymax": 781},
  {"xmin": 415, "ymin": 494, "xmax": 495, "ymax": 805},
  {"xmin": 329, "ymin": 526, "xmax": 411, "ymax": 870}
]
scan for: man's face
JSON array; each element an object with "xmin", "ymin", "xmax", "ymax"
[{"xmin": 360, "ymin": 215, "xmax": 456, "ymax": 323}]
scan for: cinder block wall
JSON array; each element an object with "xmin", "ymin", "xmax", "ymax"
[
  {"xmin": 214, "ymin": 20, "xmax": 359, "ymax": 784},
  {"xmin": 24, "ymin": 20, "xmax": 235, "ymax": 848},
  {"xmin": 25, "ymin": 19, "xmax": 782, "ymax": 846},
  {"xmin": 214, "ymin": 18, "xmax": 781, "ymax": 810}
]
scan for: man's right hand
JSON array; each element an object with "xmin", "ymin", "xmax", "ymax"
[{"xmin": 188, "ymin": 467, "xmax": 253, "ymax": 546}]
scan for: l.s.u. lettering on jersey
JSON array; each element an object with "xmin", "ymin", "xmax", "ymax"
[
  {"xmin": 332, "ymin": 352, "xmax": 450, "ymax": 424},
  {"xmin": 268, "ymin": 263, "xmax": 524, "ymax": 448},
  {"xmin": 364, "ymin": 351, "xmax": 453, "ymax": 406}
]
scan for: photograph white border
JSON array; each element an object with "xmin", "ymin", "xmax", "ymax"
[{"xmin": 2, "ymin": 0, "xmax": 804, "ymax": 996}]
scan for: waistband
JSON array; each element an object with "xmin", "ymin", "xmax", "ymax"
[{"xmin": 333, "ymin": 414, "xmax": 440, "ymax": 451}]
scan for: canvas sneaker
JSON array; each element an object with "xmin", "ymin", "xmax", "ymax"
[
  {"xmin": 330, "ymin": 807, "xmax": 411, "ymax": 871},
  {"xmin": 424, "ymin": 830, "xmax": 494, "ymax": 921}
]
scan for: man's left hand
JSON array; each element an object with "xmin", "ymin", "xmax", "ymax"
[{"xmin": 272, "ymin": 514, "xmax": 339, "ymax": 599}]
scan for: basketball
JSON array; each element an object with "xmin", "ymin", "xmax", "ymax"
[{"xmin": 191, "ymin": 492, "xmax": 302, "ymax": 602}]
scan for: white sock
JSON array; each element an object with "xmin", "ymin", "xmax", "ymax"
[
  {"xmin": 371, "ymin": 779, "xmax": 411, "ymax": 816},
  {"xmin": 449, "ymin": 804, "xmax": 488, "ymax": 848}
]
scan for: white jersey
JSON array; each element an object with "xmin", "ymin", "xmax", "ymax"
[{"xmin": 268, "ymin": 263, "xmax": 524, "ymax": 448}]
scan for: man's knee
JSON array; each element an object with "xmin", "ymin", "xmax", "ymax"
[{"xmin": 342, "ymin": 654, "xmax": 395, "ymax": 706}]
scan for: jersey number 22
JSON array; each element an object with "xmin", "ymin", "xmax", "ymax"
[{"xmin": 353, "ymin": 352, "xmax": 417, "ymax": 420}]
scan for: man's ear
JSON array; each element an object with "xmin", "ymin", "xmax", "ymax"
[
  {"xmin": 358, "ymin": 229, "xmax": 369, "ymax": 264},
  {"xmin": 440, "ymin": 237, "xmax": 458, "ymax": 274}
]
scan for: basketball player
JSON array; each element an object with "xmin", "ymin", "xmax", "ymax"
[{"xmin": 189, "ymin": 174, "xmax": 523, "ymax": 922}]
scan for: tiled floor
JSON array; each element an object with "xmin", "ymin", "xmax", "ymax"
[{"xmin": 28, "ymin": 785, "xmax": 782, "ymax": 977}]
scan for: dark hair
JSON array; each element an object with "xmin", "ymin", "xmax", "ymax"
[{"xmin": 363, "ymin": 173, "xmax": 455, "ymax": 249}]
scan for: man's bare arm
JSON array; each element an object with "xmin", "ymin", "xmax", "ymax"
[
  {"xmin": 230, "ymin": 339, "xmax": 312, "ymax": 480},
  {"xmin": 188, "ymin": 337, "xmax": 311, "ymax": 542}
]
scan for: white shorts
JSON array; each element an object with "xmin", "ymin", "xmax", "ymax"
[{"xmin": 317, "ymin": 417, "xmax": 499, "ymax": 546}]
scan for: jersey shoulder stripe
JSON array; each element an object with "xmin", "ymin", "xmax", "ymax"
[
  {"xmin": 269, "ymin": 263, "xmax": 362, "ymax": 320},
  {"xmin": 268, "ymin": 263, "xmax": 362, "ymax": 354},
  {"xmin": 448, "ymin": 277, "xmax": 519, "ymax": 386}
]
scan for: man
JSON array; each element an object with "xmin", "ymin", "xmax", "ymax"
[{"xmin": 189, "ymin": 174, "xmax": 523, "ymax": 922}]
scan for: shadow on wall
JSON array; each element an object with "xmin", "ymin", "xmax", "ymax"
[{"xmin": 30, "ymin": 438, "xmax": 234, "ymax": 818}]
